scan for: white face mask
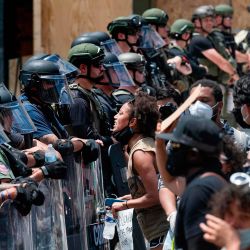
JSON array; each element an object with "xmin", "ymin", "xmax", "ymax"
[{"xmin": 189, "ymin": 100, "xmax": 213, "ymax": 119}]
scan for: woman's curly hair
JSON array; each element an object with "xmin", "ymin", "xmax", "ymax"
[{"xmin": 130, "ymin": 91, "xmax": 160, "ymax": 138}]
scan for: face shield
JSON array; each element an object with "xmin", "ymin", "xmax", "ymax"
[
  {"xmin": 102, "ymin": 62, "xmax": 136, "ymax": 88},
  {"xmin": 0, "ymin": 99, "xmax": 37, "ymax": 134},
  {"xmin": 101, "ymin": 39, "xmax": 122, "ymax": 56},
  {"xmin": 43, "ymin": 54, "xmax": 79, "ymax": 84},
  {"xmin": 38, "ymin": 74, "xmax": 74, "ymax": 105},
  {"xmin": 139, "ymin": 25, "xmax": 166, "ymax": 49}
]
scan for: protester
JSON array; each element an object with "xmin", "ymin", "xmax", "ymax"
[
  {"xmin": 111, "ymin": 92, "xmax": 168, "ymax": 250},
  {"xmin": 156, "ymin": 115, "xmax": 227, "ymax": 249}
]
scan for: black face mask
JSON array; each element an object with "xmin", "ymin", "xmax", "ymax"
[
  {"xmin": 167, "ymin": 147, "xmax": 190, "ymax": 176},
  {"xmin": 112, "ymin": 126, "xmax": 134, "ymax": 145}
]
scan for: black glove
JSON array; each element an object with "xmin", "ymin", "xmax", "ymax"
[
  {"xmin": 81, "ymin": 139, "xmax": 99, "ymax": 164},
  {"xmin": 10, "ymin": 148, "xmax": 28, "ymax": 164},
  {"xmin": 40, "ymin": 160, "xmax": 67, "ymax": 179},
  {"xmin": 13, "ymin": 180, "xmax": 45, "ymax": 216},
  {"xmin": 53, "ymin": 139, "xmax": 74, "ymax": 155},
  {"xmin": 0, "ymin": 144, "xmax": 32, "ymax": 177},
  {"xmin": 32, "ymin": 150, "xmax": 45, "ymax": 167}
]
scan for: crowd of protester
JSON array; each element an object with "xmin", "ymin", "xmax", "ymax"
[{"xmin": 0, "ymin": 3, "xmax": 250, "ymax": 250}]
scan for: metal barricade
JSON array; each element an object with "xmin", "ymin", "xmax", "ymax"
[
  {"xmin": 0, "ymin": 200, "xmax": 33, "ymax": 250},
  {"xmin": 62, "ymin": 153, "xmax": 88, "ymax": 250},
  {"xmin": 31, "ymin": 179, "xmax": 67, "ymax": 250}
]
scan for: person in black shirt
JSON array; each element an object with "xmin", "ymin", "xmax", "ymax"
[{"xmin": 156, "ymin": 115, "xmax": 227, "ymax": 250}]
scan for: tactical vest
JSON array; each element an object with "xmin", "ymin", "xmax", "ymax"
[
  {"xmin": 69, "ymin": 83, "xmax": 105, "ymax": 136},
  {"xmin": 198, "ymin": 30, "xmax": 237, "ymax": 84},
  {"xmin": 222, "ymin": 31, "xmax": 237, "ymax": 58}
]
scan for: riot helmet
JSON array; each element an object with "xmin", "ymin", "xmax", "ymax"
[
  {"xmin": 68, "ymin": 43, "xmax": 105, "ymax": 81},
  {"xmin": 142, "ymin": 8, "xmax": 169, "ymax": 43},
  {"xmin": 107, "ymin": 14, "xmax": 142, "ymax": 46},
  {"xmin": 215, "ymin": 4, "xmax": 233, "ymax": 17},
  {"xmin": 215, "ymin": 4, "xmax": 233, "ymax": 29},
  {"xmin": 118, "ymin": 52, "xmax": 146, "ymax": 85},
  {"xmin": 192, "ymin": 5, "xmax": 215, "ymax": 21},
  {"xmin": 20, "ymin": 59, "xmax": 72, "ymax": 105},
  {"xmin": 0, "ymin": 82, "xmax": 37, "ymax": 134},
  {"xmin": 170, "ymin": 19, "xmax": 194, "ymax": 40},
  {"xmin": 192, "ymin": 5, "xmax": 215, "ymax": 34},
  {"xmin": 142, "ymin": 8, "xmax": 168, "ymax": 27},
  {"xmin": 98, "ymin": 52, "xmax": 135, "ymax": 88}
]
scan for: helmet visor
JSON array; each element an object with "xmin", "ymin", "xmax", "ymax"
[
  {"xmin": 0, "ymin": 99, "xmax": 37, "ymax": 134},
  {"xmin": 39, "ymin": 75, "xmax": 74, "ymax": 105},
  {"xmin": 139, "ymin": 25, "xmax": 166, "ymax": 49},
  {"xmin": 101, "ymin": 39, "xmax": 122, "ymax": 56},
  {"xmin": 43, "ymin": 54, "xmax": 80, "ymax": 84},
  {"xmin": 103, "ymin": 62, "xmax": 136, "ymax": 88}
]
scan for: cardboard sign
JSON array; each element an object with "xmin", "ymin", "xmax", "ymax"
[
  {"xmin": 160, "ymin": 84, "xmax": 202, "ymax": 132},
  {"xmin": 117, "ymin": 208, "xmax": 134, "ymax": 250}
]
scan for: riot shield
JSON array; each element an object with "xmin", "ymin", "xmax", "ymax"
[
  {"xmin": 108, "ymin": 143, "xmax": 129, "ymax": 196},
  {"xmin": 62, "ymin": 153, "xmax": 88, "ymax": 250},
  {"xmin": 82, "ymin": 148, "xmax": 109, "ymax": 249},
  {"xmin": 0, "ymin": 200, "xmax": 33, "ymax": 250},
  {"xmin": 31, "ymin": 179, "xmax": 67, "ymax": 250}
]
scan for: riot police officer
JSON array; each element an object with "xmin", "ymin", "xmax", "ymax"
[
  {"xmin": 190, "ymin": 5, "xmax": 239, "ymax": 85},
  {"xmin": 107, "ymin": 15, "xmax": 143, "ymax": 53},
  {"xmin": 19, "ymin": 55, "xmax": 99, "ymax": 160},
  {"xmin": 67, "ymin": 43, "xmax": 114, "ymax": 144},
  {"xmin": 169, "ymin": 19, "xmax": 207, "ymax": 96},
  {"xmin": 142, "ymin": 7, "xmax": 170, "ymax": 45},
  {"xmin": 215, "ymin": 4, "xmax": 250, "ymax": 75}
]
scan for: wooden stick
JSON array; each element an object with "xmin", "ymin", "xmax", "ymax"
[{"xmin": 160, "ymin": 84, "xmax": 202, "ymax": 132}]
